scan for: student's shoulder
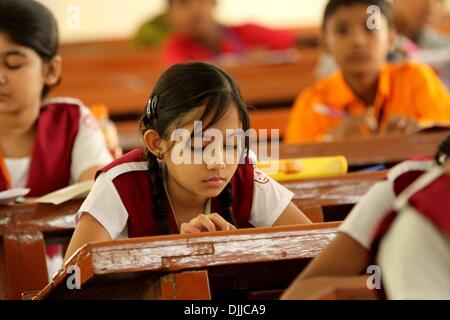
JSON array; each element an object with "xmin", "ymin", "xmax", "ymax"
[
  {"xmin": 40, "ymin": 97, "xmax": 93, "ymax": 121},
  {"xmin": 42, "ymin": 96, "xmax": 85, "ymax": 108},
  {"xmin": 387, "ymin": 155, "xmax": 436, "ymax": 196},
  {"xmin": 98, "ymin": 149, "xmax": 148, "ymax": 180},
  {"xmin": 294, "ymin": 72, "xmax": 343, "ymax": 103},
  {"xmin": 388, "ymin": 61, "xmax": 439, "ymax": 80}
]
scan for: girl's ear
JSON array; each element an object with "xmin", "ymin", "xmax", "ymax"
[
  {"xmin": 144, "ymin": 129, "xmax": 164, "ymax": 158},
  {"xmin": 43, "ymin": 55, "xmax": 62, "ymax": 86}
]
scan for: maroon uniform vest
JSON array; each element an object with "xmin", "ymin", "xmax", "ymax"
[
  {"xmin": 97, "ymin": 149, "xmax": 255, "ymax": 237},
  {"xmin": 0, "ymin": 100, "xmax": 81, "ymax": 197}
]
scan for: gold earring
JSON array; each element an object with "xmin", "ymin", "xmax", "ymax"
[{"xmin": 157, "ymin": 152, "xmax": 164, "ymax": 160}]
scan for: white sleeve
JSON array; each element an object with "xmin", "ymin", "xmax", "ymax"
[
  {"xmin": 76, "ymin": 173, "xmax": 129, "ymax": 239},
  {"xmin": 70, "ymin": 105, "xmax": 114, "ymax": 182},
  {"xmin": 377, "ymin": 208, "xmax": 450, "ymax": 300},
  {"xmin": 338, "ymin": 180, "xmax": 396, "ymax": 249},
  {"xmin": 249, "ymin": 168, "xmax": 294, "ymax": 227}
]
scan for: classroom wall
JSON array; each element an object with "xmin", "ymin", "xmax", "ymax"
[
  {"xmin": 37, "ymin": 0, "xmax": 328, "ymax": 43},
  {"xmin": 37, "ymin": 0, "xmax": 450, "ymax": 44}
]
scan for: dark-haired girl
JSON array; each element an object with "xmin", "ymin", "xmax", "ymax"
[
  {"xmin": 282, "ymin": 134, "xmax": 450, "ymax": 299},
  {"xmin": 0, "ymin": 0, "xmax": 112, "ymax": 276},
  {"xmin": 65, "ymin": 62, "xmax": 312, "ymax": 260}
]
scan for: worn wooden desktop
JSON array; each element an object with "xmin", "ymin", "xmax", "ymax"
[
  {"xmin": 0, "ymin": 199, "xmax": 82, "ymax": 300},
  {"xmin": 278, "ymin": 130, "xmax": 449, "ymax": 168},
  {"xmin": 34, "ymin": 222, "xmax": 339, "ymax": 300}
]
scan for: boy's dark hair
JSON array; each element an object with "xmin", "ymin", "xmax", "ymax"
[
  {"xmin": 0, "ymin": 0, "xmax": 60, "ymax": 97},
  {"xmin": 323, "ymin": 0, "xmax": 393, "ymax": 29},
  {"xmin": 140, "ymin": 62, "xmax": 250, "ymax": 235}
]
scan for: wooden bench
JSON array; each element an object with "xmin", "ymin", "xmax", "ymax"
[{"xmin": 33, "ymin": 222, "xmax": 339, "ymax": 300}]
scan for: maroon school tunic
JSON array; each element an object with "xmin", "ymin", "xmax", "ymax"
[
  {"xmin": 0, "ymin": 100, "xmax": 80, "ymax": 197},
  {"xmin": 97, "ymin": 149, "xmax": 255, "ymax": 237}
]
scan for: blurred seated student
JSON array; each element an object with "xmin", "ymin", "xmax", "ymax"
[
  {"xmin": 393, "ymin": 0, "xmax": 450, "ymax": 50},
  {"xmin": 285, "ymin": 0, "xmax": 450, "ymax": 144},
  {"xmin": 316, "ymin": 0, "xmax": 450, "ymax": 77},
  {"xmin": 64, "ymin": 62, "xmax": 312, "ymax": 262},
  {"xmin": 374, "ymin": 160, "xmax": 450, "ymax": 299},
  {"xmin": 162, "ymin": 0, "xmax": 297, "ymax": 65},
  {"xmin": 0, "ymin": 0, "xmax": 113, "ymax": 276},
  {"xmin": 281, "ymin": 134, "xmax": 450, "ymax": 300},
  {"xmin": 132, "ymin": 12, "xmax": 173, "ymax": 48}
]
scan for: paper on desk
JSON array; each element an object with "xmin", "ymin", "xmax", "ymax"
[
  {"xmin": 36, "ymin": 180, "xmax": 94, "ymax": 205},
  {"xmin": 0, "ymin": 188, "xmax": 30, "ymax": 205}
]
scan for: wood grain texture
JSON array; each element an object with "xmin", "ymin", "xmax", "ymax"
[{"xmin": 34, "ymin": 223, "xmax": 339, "ymax": 300}]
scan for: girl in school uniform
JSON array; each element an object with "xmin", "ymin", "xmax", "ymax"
[
  {"xmin": 282, "ymin": 134, "xmax": 450, "ymax": 300},
  {"xmin": 65, "ymin": 62, "xmax": 312, "ymax": 260},
  {"xmin": 0, "ymin": 0, "xmax": 113, "ymax": 276},
  {"xmin": 0, "ymin": 0, "xmax": 112, "ymax": 194},
  {"xmin": 373, "ymin": 158, "xmax": 450, "ymax": 299}
]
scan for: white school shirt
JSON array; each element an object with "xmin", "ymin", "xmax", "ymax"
[
  {"xmin": 377, "ymin": 166, "xmax": 450, "ymax": 300},
  {"xmin": 338, "ymin": 159, "xmax": 436, "ymax": 249},
  {"xmin": 76, "ymin": 155, "xmax": 295, "ymax": 240},
  {"xmin": 5, "ymin": 98, "xmax": 113, "ymax": 188}
]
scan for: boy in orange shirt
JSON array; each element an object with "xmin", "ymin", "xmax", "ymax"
[{"xmin": 285, "ymin": 0, "xmax": 450, "ymax": 144}]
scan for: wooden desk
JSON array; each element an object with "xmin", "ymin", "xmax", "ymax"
[
  {"xmin": 51, "ymin": 41, "xmax": 319, "ymax": 115},
  {"xmin": 289, "ymin": 170, "xmax": 386, "ymax": 222},
  {"xmin": 34, "ymin": 222, "xmax": 339, "ymax": 300},
  {"xmin": 279, "ymin": 130, "xmax": 450, "ymax": 168},
  {"xmin": 0, "ymin": 169, "xmax": 382, "ymax": 299},
  {"xmin": 0, "ymin": 199, "xmax": 82, "ymax": 300}
]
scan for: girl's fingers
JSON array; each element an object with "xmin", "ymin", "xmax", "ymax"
[
  {"xmin": 181, "ymin": 214, "xmax": 238, "ymax": 234},
  {"xmin": 190, "ymin": 214, "xmax": 216, "ymax": 232},
  {"xmin": 207, "ymin": 213, "xmax": 233, "ymax": 231},
  {"xmin": 180, "ymin": 223, "xmax": 201, "ymax": 234}
]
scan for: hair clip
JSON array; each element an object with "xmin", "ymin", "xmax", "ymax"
[{"xmin": 146, "ymin": 95, "xmax": 159, "ymax": 119}]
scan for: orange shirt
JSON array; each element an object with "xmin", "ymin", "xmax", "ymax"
[{"xmin": 285, "ymin": 62, "xmax": 450, "ymax": 144}]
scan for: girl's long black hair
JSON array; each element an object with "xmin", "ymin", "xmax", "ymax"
[{"xmin": 140, "ymin": 62, "xmax": 250, "ymax": 234}]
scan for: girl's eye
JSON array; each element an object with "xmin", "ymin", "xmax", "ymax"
[{"xmin": 4, "ymin": 56, "xmax": 26, "ymax": 70}]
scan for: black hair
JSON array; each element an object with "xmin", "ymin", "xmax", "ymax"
[
  {"xmin": 322, "ymin": 0, "xmax": 393, "ymax": 30},
  {"xmin": 436, "ymin": 134, "xmax": 450, "ymax": 165},
  {"xmin": 0, "ymin": 0, "xmax": 60, "ymax": 97},
  {"xmin": 140, "ymin": 62, "xmax": 250, "ymax": 234}
]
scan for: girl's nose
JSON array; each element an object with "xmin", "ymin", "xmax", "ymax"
[{"xmin": 0, "ymin": 73, "xmax": 6, "ymax": 85}]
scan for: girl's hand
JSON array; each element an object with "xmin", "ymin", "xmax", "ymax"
[
  {"xmin": 180, "ymin": 213, "xmax": 237, "ymax": 234},
  {"xmin": 383, "ymin": 115, "xmax": 420, "ymax": 135}
]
